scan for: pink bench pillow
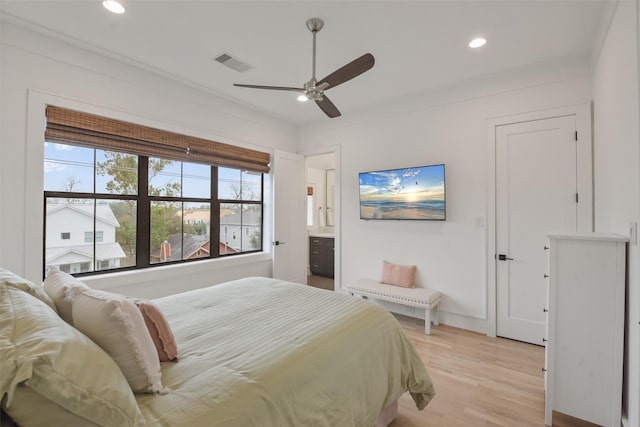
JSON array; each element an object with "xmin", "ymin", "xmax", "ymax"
[{"xmin": 380, "ymin": 261, "xmax": 416, "ymax": 288}]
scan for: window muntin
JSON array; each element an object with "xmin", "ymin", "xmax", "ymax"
[{"xmin": 44, "ymin": 144, "xmax": 263, "ymax": 277}]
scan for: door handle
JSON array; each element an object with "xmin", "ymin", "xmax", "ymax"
[
  {"xmin": 273, "ymin": 241, "xmax": 286, "ymax": 246},
  {"xmin": 498, "ymin": 254, "xmax": 513, "ymax": 261}
]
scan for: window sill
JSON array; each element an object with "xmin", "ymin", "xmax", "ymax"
[{"xmin": 80, "ymin": 252, "xmax": 272, "ymax": 291}]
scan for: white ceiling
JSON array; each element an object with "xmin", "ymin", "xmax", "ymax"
[{"xmin": 2, "ymin": 1, "xmax": 610, "ymax": 125}]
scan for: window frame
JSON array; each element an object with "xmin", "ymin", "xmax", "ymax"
[{"xmin": 43, "ymin": 150, "xmax": 264, "ymax": 278}]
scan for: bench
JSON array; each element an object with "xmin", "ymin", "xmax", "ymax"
[{"xmin": 346, "ymin": 278, "xmax": 441, "ymax": 335}]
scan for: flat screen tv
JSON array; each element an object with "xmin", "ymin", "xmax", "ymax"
[{"xmin": 359, "ymin": 164, "xmax": 445, "ymax": 220}]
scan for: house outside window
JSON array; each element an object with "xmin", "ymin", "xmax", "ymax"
[{"xmin": 43, "ymin": 106, "xmax": 268, "ymax": 277}]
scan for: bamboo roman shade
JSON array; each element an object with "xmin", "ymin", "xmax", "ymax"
[{"xmin": 45, "ymin": 106, "xmax": 270, "ymax": 173}]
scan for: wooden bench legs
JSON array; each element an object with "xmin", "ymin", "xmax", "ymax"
[{"xmin": 424, "ymin": 303, "xmax": 440, "ymax": 335}]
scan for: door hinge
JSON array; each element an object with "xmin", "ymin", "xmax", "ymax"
[
  {"xmin": 575, "ymin": 131, "xmax": 578, "ymax": 141},
  {"xmin": 576, "ymin": 192, "xmax": 579, "ymax": 203}
]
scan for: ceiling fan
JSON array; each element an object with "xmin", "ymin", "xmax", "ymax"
[{"xmin": 233, "ymin": 18, "xmax": 375, "ymax": 118}]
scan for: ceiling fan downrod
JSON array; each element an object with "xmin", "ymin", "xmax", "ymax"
[
  {"xmin": 304, "ymin": 18, "xmax": 327, "ymax": 100},
  {"xmin": 306, "ymin": 18, "xmax": 323, "ymax": 83}
]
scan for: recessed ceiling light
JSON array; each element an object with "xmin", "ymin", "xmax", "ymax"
[
  {"xmin": 103, "ymin": 0, "xmax": 125, "ymax": 14},
  {"xmin": 297, "ymin": 94, "xmax": 308, "ymax": 102},
  {"xmin": 469, "ymin": 38, "xmax": 487, "ymax": 48}
]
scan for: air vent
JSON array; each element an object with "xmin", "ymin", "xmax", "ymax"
[{"xmin": 212, "ymin": 52, "xmax": 252, "ymax": 73}]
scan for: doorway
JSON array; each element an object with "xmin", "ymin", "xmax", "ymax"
[
  {"xmin": 305, "ymin": 152, "xmax": 337, "ymax": 291},
  {"xmin": 487, "ymin": 104, "xmax": 593, "ymax": 344}
]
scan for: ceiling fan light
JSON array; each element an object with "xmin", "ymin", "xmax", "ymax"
[
  {"xmin": 297, "ymin": 94, "xmax": 309, "ymax": 102},
  {"xmin": 469, "ymin": 37, "xmax": 487, "ymax": 48},
  {"xmin": 103, "ymin": 0, "xmax": 125, "ymax": 14}
]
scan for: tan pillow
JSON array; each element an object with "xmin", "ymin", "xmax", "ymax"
[
  {"xmin": 43, "ymin": 269, "xmax": 89, "ymax": 324},
  {"xmin": 0, "ymin": 285, "xmax": 144, "ymax": 426},
  {"xmin": 72, "ymin": 289, "xmax": 167, "ymax": 394},
  {"xmin": 380, "ymin": 261, "xmax": 416, "ymax": 288},
  {"xmin": 127, "ymin": 297, "xmax": 178, "ymax": 362}
]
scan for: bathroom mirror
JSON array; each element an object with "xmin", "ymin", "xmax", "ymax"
[{"xmin": 325, "ymin": 169, "xmax": 335, "ymax": 226}]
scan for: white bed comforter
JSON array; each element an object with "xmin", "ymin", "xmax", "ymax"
[{"xmin": 135, "ymin": 277, "xmax": 435, "ymax": 426}]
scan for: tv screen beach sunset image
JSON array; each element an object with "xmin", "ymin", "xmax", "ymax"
[{"xmin": 359, "ymin": 164, "xmax": 445, "ymax": 220}]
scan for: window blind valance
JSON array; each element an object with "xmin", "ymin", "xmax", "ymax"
[{"xmin": 45, "ymin": 106, "xmax": 270, "ymax": 173}]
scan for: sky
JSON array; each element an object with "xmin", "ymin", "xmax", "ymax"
[
  {"xmin": 44, "ymin": 142, "xmax": 261, "ymax": 200},
  {"xmin": 359, "ymin": 164, "xmax": 445, "ymax": 202}
]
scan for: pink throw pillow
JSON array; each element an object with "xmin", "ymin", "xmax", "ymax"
[
  {"xmin": 380, "ymin": 261, "xmax": 416, "ymax": 288},
  {"xmin": 128, "ymin": 297, "xmax": 178, "ymax": 362}
]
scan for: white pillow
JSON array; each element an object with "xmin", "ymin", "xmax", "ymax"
[
  {"xmin": 43, "ymin": 269, "xmax": 89, "ymax": 324},
  {"xmin": 0, "ymin": 285, "xmax": 144, "ymax": 426},
  {"xmin": 72, "ymin": 289, "xmax": 167, "ymax": 394}
]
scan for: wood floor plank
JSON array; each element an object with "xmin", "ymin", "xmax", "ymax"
[{"xmin": 393, "ymin": 314, "xmax": 548, "ymax": 427}]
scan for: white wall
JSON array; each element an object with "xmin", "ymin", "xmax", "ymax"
[
  {"xmin": 0, "ymin": 21, "xmax": 297, "ymax": 297},
  {"xmin": 299, "ymin": 60, "xmax": 592, "ymax": 332},
  {"xmin": 592, "ymin": 1, "xmax": 640, "ymax": 425}
]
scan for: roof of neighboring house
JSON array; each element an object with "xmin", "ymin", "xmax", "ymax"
[
  {"xmin": 176, "ymin": 209, "xmax": 210, "ymax": 222},
  {"xmin": 219, "ymin": 241, "xmax": 238, "ymax": 254},
  {"xmin": 220, "ymin": 209, "xmax": 261, "ymax": 226},
  {"xmin": 46, "ymin": 242, "xmax": 127, "ymax": 263},
  {"xmin": 47, "ymin": 203, "xmax": 120, "ymax": 227},
  {"xmin": 151, "ymin": 233, "xmax": 210, "ymax": 262}
]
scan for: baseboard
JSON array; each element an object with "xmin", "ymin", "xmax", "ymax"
[
  {"xmin": 365, "ymin": 298, "xmax": 487, "ymax": 334},
  {"xmin": 551, "ymin": 410, "xmax": 601, "ymax": 427}
]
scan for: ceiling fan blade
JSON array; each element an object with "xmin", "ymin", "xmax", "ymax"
[
  {"xmin": 317, "ymin": 53, "xmax": 375, "ymax": 90},
  {"xmin": 233, "ymin": 84, "xmax": 305, "ymax": 92},
  {"xmin": 315, "ymin": 96, "xmax": 341, "ymax": 118}
]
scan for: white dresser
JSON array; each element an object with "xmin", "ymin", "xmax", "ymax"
[{"xmin": 544, "ymin": 233, "xmax": 627, "ymax": 426}]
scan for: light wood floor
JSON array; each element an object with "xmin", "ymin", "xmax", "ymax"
[
  {"xmin": 307, "ymin": 274, "xmax": 334, "ymax": 291},
  {"xmin": 393, "ymin": 315, "xmax": 547, "ymax": 427}
]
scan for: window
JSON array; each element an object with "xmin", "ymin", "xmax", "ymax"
[
  {"xmin": 84, "ymin": 231, "xmax": 104, "ymax": 243},
  {"xmin": 43, "ymin": 106, "xmax": 269, "ymax": 277},
  {"xmin": 61, "ymin": 232, "xmax": 70, "ymax": 240}
]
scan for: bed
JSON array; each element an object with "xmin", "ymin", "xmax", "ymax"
[{"xmin": 1, "ymin": 272, "xmax": 435, "ymax": 426}]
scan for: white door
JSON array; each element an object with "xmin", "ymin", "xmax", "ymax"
[
  {"xmin": 272, "ymin": 150, "xmax": 306, "ymax": 283},
  {"xmin": 496, "ymin": 116, "xmax": 577, "ymax": 345}
]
